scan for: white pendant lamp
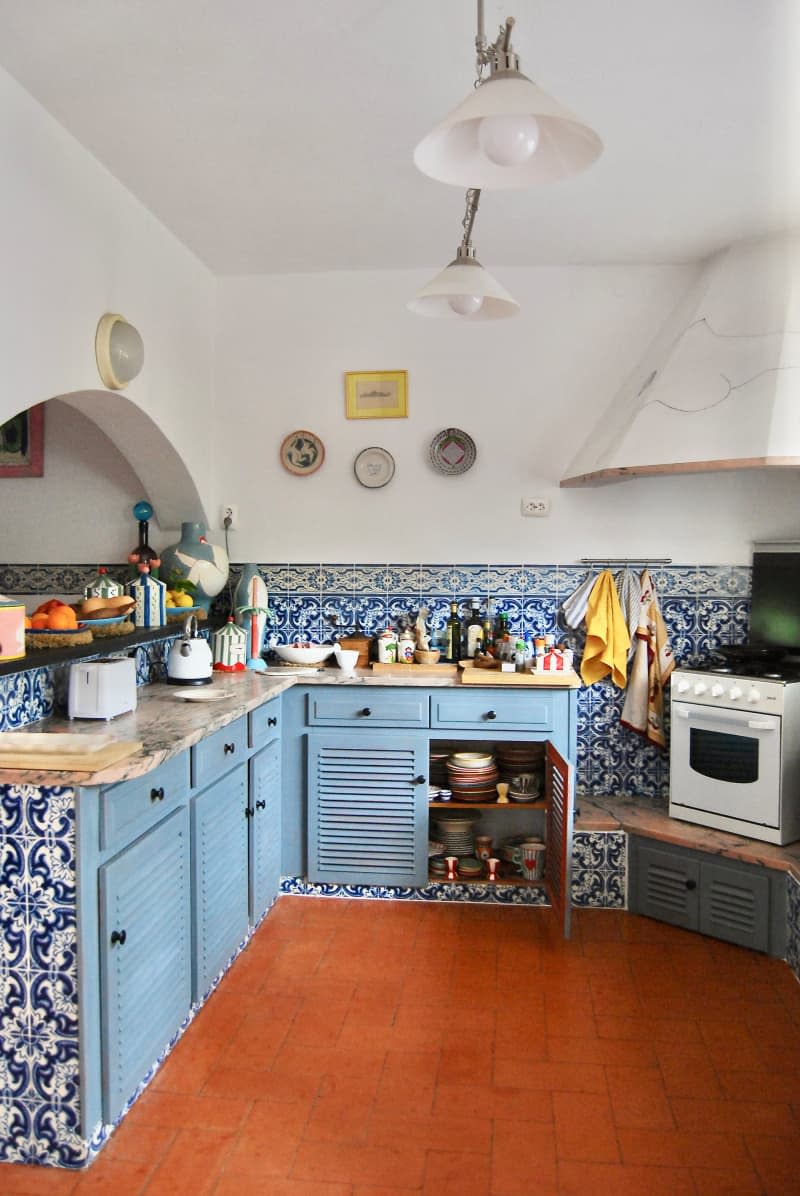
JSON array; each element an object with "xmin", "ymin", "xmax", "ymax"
[
  {"xmin": 414, "ymin": 3, "xmax": 602, "ymax": 189},
  {"xmin": 407, "ymin": 188, "xmax": 519, "ymax": 320}
]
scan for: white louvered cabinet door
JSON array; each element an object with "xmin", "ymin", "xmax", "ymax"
[{"xmin": 307, "ymin": 730, "xmax": 430, "ymax": 887}]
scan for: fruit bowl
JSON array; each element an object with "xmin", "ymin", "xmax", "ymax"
[{"xmin": 274, "ymin": 643, "xmax": 333, "ymax": 666}]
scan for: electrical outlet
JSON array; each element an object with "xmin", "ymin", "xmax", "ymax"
[
  {"xmin": 220, "ymin": 504, "xmax": 238, "ymax": 529},
  {"xmin": 521, "ymin": 497, "xmax": 550, "ymax": 517}
]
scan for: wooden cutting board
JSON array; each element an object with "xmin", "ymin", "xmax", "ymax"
[
  {"xmin": 0, "ymin": 733, "xmax": 143, "ymax": 771},
  {"xmin": 460, "ymin": 667, "xmax": 581, "ymax": 687},
  {"xmin": 370, "ymin": 662, "xmax": 459, "ymax": 677}
]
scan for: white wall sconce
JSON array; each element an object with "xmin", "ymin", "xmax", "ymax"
[{"xmin": 95, "ymin": 313, "xmax": 145, "ymax": 390}]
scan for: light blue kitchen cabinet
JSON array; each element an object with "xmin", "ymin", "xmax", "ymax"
[
  {"xmin": 249, "ymin": 737, "xmax": 282, "ymax": 922},
  {"xmin": 307, "ymin": 728, "xmax": 430, "ymax": 886},
  {"xmin": 191, "ymin": 762, "xmax": 250, "ymax": 1000},
  {"xmin": 98, "ymin": 805, "xmax": 191, "ymax": 1124}
]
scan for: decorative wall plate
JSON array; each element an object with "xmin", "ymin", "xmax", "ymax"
[
  {"xmin": 429, "ymin": 427, "xmax": 477, "ymax": 475},
  {"xmin": 354, "ymin": 446, "xmax": 395, "ymax": 488},
  {"xmin": 280, "ymin": 430, "xmax": 325, "ymax": 476}
]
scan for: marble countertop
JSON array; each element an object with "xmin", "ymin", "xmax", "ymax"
[{"xmin": 577, "ymin": 793, "xmax": 800, "ymax": 883}]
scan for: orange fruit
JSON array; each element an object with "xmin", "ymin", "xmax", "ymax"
[
  {"xmin": 33, "ymin": 598, "xmax": 65, "ymax": 616},
  {"xmin": 24, "ymin": 616, "xmax": 32, "ymax": 629},
  {"xmin": 48, "ymin": 607, "xmax": 78, "ymax": 631},
  {"xmin": 30, "ymin": 613, "xmax": 50, "ymax": 629}
]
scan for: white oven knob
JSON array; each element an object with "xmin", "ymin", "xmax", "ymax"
[
  {"xmin": 676, "ymin": 679, "xmax": 690, "ymax": 693},
  {"xmin": 693, "ymin": 682, "xmax": 707, "ymax": 695},
  {"xmin": 747, "ymin": 687, "xmax": 761, "ymax": 703},
  {"xmin": 729, "ymin": 686, "xmax": 743, "ymax": 701},
  {"xmin": 710, "ymin": 683, "xmax": 724, "ymax": 697}
]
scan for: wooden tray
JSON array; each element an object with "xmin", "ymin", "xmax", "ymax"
[
  {"xmin": 370, "ymin": 662, "xmax": 459, "ymax": 677},
  {"xmin": 0, "ymin": 733, "xmax": 143, "ymax": 771},
  {"xmin": 460, "ymin": 667, "xmax": 580, "ymax": 688}
]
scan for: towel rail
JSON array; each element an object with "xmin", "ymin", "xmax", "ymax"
[{"xmin": 579, "ymin": 558, "xmax": 672, "ymax": 567}]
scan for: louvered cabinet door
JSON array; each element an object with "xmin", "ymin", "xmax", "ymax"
[
  {"xmin": 99, "ymin": 807, "xmax": 191, "ymax": 1124},
  {"xmin": 191, "ymin": 764, "xmax": 250, "ymax": 999},
  {"xmin": 544, "ymin": 741, "xmax": 575, "ymax": 939},
  {"xmin": 699, "ymin": 861, "xmax": 769, "ymax": 951},
  {"xmin": 308, "ymin": 730, "xmax": 429, "ymax": 886},
  {"xmin": 633, "ymin": 843, "xmax": 700, "ymax": 930},
  {"xmin": 249, "ymin": 738, "xmax": 282, "ymax": 924}
]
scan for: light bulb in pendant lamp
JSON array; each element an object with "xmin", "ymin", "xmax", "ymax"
[
  {"xmin": 448, "ymin": 293, "xmax": 484, "ymax": 317},
  {"xmin": 478, "ymin": 113, "xmax": 540, "ymax": 166}
]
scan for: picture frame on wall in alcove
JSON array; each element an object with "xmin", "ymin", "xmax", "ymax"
[
  {"xmin": 0, "ymin": 404, "xmax": 44, "ymax": 477},
  {"xmin": 345, "ymin": 370, "xmax": 408, "ymax": 419}
]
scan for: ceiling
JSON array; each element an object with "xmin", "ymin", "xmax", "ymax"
[{"xmin": 0, "ymin": 0, "xmax": 798, "ymax": 276}]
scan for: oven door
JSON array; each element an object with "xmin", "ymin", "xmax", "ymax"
[{"xmin": 670, "ymin": 701, "xmax": 781, "ymax": 828}]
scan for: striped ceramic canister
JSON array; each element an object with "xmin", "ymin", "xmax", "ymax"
[
  {"xmin": 127, "ymin": 568, "xmax": 166, "ymax": 628},
  {"xmin": 213, "ymin": 618, "xmax": 248, "ymax": 670}
]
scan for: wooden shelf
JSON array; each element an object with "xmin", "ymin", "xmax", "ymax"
[{"xmin": 429, "ymin": 799, "xmax": 546, "ymax": 810}]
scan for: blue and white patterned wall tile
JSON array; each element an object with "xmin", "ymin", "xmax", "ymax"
[
  {"xmin": 0, "ymin": 783, "xmax": 84, "ymax": 1167},
  {"xmin": 786, "ymin": 872, "xmax": 800, "ymax": 982},
  {"xmin": 0, "ymin": 668, "xmax": 55, "ymax": 730},
  {"xmin": 280, "ymin": 876, "xmax": 550, "ymax": 906},
  {"xmin": 571, "ymin": 831, "xmax": 627, "ymax": 907}
]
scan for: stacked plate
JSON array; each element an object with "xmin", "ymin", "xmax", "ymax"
[
  {"xmin": 432, "ymin": 810, "xmax": 482, "ymax": 857},
  {"xmin": 446, "ymin": 751, "xmax": 499, "ymax": 802},
  {"xmin": 429, "ymin": 749, "xmax": 451, "ymax": 788}
]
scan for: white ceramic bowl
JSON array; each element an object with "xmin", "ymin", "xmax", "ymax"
[
  {"xmin": 274, "ymin": 643, "xmax": 334, "ymax": 665},
  {"xmin": 334, "ymin": 648, "xmax": 360, "ymax": 673}
]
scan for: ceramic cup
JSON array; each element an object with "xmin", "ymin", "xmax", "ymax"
[
  {"xmin": 520, "ymin": 843, "xmax": 546, "ymax": 881},
  {"xmin": 474, "ymin": 835, "xmax": 492, "ymax": 861},
  {"xmin": 487, "ymin": 857, "xmax": 500, "ymax": 882},
  {"xmin": 445, "ymin": 855, "xmax": 458, "ymax": 880}
]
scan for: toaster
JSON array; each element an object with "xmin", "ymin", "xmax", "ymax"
[{"xmin": 68, "ymin": 659, "xmax": 137, "ymax": 720}]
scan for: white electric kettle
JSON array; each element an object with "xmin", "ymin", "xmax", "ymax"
[{"xmin": 166, "ymin": 614, "xmax": 214, "ymax": 685}]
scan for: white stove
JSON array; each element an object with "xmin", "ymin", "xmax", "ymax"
[{"xmin": 669, "ymin": 667, "xmax": 800, "ymax": 845}]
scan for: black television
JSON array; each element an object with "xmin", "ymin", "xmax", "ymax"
[{"xmin": 749, "ymin": 545, "xmax": 800, "ymax": 651}]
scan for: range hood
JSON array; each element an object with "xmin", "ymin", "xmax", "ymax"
[{"xmin": 561, "ymin": 232, "xmax": 800, "ymax": 487}]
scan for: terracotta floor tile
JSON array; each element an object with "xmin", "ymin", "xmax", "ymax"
[
  {"xmin": 120, "ymin": 1089, "xmax": 251, "ymax": 1134},
  {"xmin": 143, "ymin": 1128, "xmax": 236, "ymax": 1196},
  {"xmin": 433, "ymin": 1082, "xmax": 553, "ymax": 1123},
  {"xmin": 617, "ymin": 1126, "xmax": 753, "ymax": 1170},
  {"xmin": 422, "ymin": 1148, "xmax": 492, "ymax": 1196},
  {"xmin": 99, "ymin": 1122, "xmax": 177, "ymax": 1165},
  {"xmin": 557, "ymin": 1159, "xmax": 696, "ymax": 1195},
  {"xmin": 493, "ymin": 1055, "xmax": 608, "ymax": 1093},
  {"xmin": 716, "ymin": 1067, "xmax": 800, "ymax": 1103},
  {"xmin": 552, "ymin": 1091, "xmax": 620, "ymax": 1163},
  {"xmin": 546, "ymin": 1033, "xmax": 657, "ymax": 1067},
  {"xmin": 687, "ymin": 1167, "xmax": 764, "ymax": 1194},
  {"xmin": 214, "ymin": 1179, "xmax": 351, "ymax": 1196},
  {"xmin": 490, "ymin": 1118, "xmax": 557, "ymax": 1196},
  {"xmin": 368, "ymin": 1110, "xmax": 492, "ymax": 1155},
  {"xmin": 744, "ymin": 1132, "xmax": 800, "ymax": 1194},
  {"xmin": 670, "ymin": 1095, "xmax": 799, "ymax": 1137},
  {"xmin": 69, "ymin": 1158, "xmax": 153, "ymax": 1194},
  {"xmin": 201, "ymin": 1066, "xmax": 320, "ymax": 1104},
  {"xmin": 291, "ymin": 1138, "xmax": 426, "ymax": 1188},
  {"xmin": 0, "ymin": 1165, "xmax": 81, "ymax": 1194},
  {"xmin": 224, "ymin": 1013, "xmax": 292, "ymax": 1067},
  {"xmin": 605, "ymin": 1064, "xmax": 674, "ymax": 1130},
  {"xmin": 302, "ymin": 1074, "xmax": 376, "ymax": 1144}
]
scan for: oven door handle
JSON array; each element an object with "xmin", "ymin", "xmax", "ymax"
[{"xmin": 675, "ymin": 707, "xmax": 776, "ymax": 732}]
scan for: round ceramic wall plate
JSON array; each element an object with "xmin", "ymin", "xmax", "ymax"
[
  {"xmin": 354, "ymin": 446, "xmax": 395, "ymax": 488},
  {"xmin": 429, "ymin": 427, "xmax": 476, "ymax": 475},
  {"xmin": 280, "ymin": 430, "xmax": 325, "ymax": 476}
]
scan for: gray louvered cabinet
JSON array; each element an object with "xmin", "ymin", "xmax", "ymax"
[
  {"xmin": 630, "ymin": 837, "xmax": 786, "ymax": 955},
  {"xmin": 308, "ymin": 729, "xmax": 429, "ymax": 886}
]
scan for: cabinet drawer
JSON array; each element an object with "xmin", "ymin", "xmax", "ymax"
[
  {"xmin": 431, "ymin": 691, "xmax": 556, "ymax": 732},
  {"xmin": 191, "ymin": 715, "xmax": 247, "ymax": 788},
  {"xmin": 306, "ymin": 690, "xmax": 428, "ymax": 728},
  {"xmin": 249, "ymin": 696, "xmax": 281, "ymax": 751},
  {"xmin": 99, "ymin": 751, "xmax": 189, "ymax": 853}
]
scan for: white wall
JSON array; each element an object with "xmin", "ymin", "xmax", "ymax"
[
  {"xmin": 0, "ymin": 66, "xmax": 217, "ymax": 523},
  {"xmin": 213, "ymin": 267, "xmax": 800, "ymax": 565}
]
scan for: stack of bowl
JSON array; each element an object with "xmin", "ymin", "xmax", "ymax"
[
  {"xmin": 446, "ymin": 751, "xmax": 499, "ymax": 802},
  {"xmin": 496, "ymin": 742, "xmax": 544, "ymax": 782}
]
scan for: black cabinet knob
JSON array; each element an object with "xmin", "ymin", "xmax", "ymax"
[
  {"xmin": 359, "ymin": 707, "xmax": 372, "ymax": 717},
  {"xmin": 413, "ymin": 775, "xmax": 427, "ymax": 785},
  {"xmin": 267, "ymin": 716, "xmax": 277, "ymax": 727},
  {"xmin": 245, "ymin": 806, "xmax": 254, "ymax": 818},
  {"xmin": 256, "ymin": 799, "xmax": 266, "ymax": 810},
  {"xmin": 150, "ymin": 786, "xmax": 165, "ymax": 802},
  {"xmin": 110, "ymin": 929, "xmax": 127, "ymax": 946},
  {"xmin": 224, "ymin": 742, "xmax": 236, "ymax": 755},
  {"xmin": 685, "ymin": 879, "xmax": 697, "ymax": 890},
  {"xmin": 485, "ymin": 710, "xmax": 497, "ymax": 720}
]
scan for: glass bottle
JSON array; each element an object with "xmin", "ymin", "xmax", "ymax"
[
  {"xmin": 482, "ymin": 610, "xmax": 495, "ymax": 656},
  {"xmin": 444, "ymin": 601, "xmax": 462, "ymax": 663},
  {"xmin": 465, "ymin": 598, "xmax": 484, "ymax": 659},
  {"xmin": 128, "ymin": 507, "xmax": 161, "ymax": 577}
]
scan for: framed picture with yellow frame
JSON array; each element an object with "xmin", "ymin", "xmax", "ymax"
[{"xmin": 344, "ymin": 370, "xmax": 408, "ymax": 420}]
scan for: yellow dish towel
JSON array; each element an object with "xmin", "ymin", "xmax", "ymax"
[{"xmin": 580, "ymin": 569, "xmax": 631, "ymax": 688}]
